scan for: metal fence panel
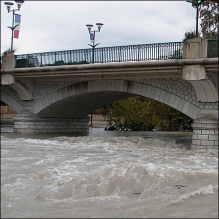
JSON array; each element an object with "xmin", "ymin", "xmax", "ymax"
[{"xmin": 12, "ymin": 39, "xmax": 217, "ymax": 68}]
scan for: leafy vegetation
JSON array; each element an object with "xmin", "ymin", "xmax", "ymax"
[
  {"xmin": 2, "ymin": 48, "xmax": 15, "ymax": 56},
  {"xmin": 169, "ymin": 49, "xmax": 183, "ymax": 59},
  {"xmin": 15, "ymin": 58, "xmax": 89, "ymax": 68},
  {"xmin": 199, "ymin": 0, "xmax": 218, "ymax": 39},
  {"xmin": 0, "ymin": 120, "xmax": 14, "ymax": 125},
  {"xmin": 15, "ymin": 55, "xmax": 40, "ymax": 68},
  {"xmin": 186, "ymin": 0, "xmax": 218, "ymax": 39},
  {"xmin": 105, "ymin": 97, "xmax": 193, "ymax": 131},
  {"xmin": 48, "ymin": 60, "xmax": 90, "ymax": 66},
  {"xmin": 183, "ymin": 29, "xmax": 201, "ymax": 40}
]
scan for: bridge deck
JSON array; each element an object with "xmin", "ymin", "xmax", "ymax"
[{"xmin": 2, "ymin": 58, "xmax": 218, "ymax": 81}]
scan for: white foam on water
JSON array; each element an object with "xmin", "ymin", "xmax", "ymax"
[
  {"xmin": 171, "ymin": 184, "xmax": 215, "ymax": 204},
  {"xmin": 1, "ymin": 131, "xmax": 218, "ymax": 218}
]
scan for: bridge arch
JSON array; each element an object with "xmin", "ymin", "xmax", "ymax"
[
  {"xmin": 1, "ymin": 90, "xmax": 24, "ymax": 113},
  {"xmin": 33, "ymin": 79, "xmax": 200, "ymax": 119}
]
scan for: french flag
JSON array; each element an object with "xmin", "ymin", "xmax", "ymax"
[{"xmin": 14, "ymin": 14, "xmax": 21, "ymax": 39}]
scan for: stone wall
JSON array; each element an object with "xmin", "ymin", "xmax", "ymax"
[
  {"xmin": 191, "ymin": 116, "xmax": 218, "ymax": 149},
  {"xmin": 13, "ymin": 114, "xmax": 89, "ymax": 133}
]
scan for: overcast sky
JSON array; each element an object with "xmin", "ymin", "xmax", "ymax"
[{"xmin": 1, "ymin": 1, "xmax": 197, "ymax": 55}]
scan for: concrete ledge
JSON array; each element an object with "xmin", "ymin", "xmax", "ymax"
[
  {"xmin": 1, "ymin": 58, "xmax": 218, "ymax": 79},
  {"xmin": 182, "ymin": 65, "xmax": 206, "ymax": 80},
  {"xmin": 1, "ymin": 74, "xmax": 15, "ymax": 84}
]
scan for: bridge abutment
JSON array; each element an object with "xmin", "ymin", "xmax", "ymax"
[
  {"xmin": 13, "ymin": 113, "xmax": 89, "ymax": 134},
  {"xmin": 191, "ymin": 116, "xmax": 218, "ymax": 150}
]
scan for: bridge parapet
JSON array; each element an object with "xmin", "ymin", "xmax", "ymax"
[
  {"xmin": 1, "ymin": 51, "xmax": 15, "ymax": 70},
  {"xmin": 182, "ymin": 37, "xmax": 218, "ymax": 103},
  {"xmin": 183, "ymin": 37, "xmax": 207, "ymax": 59}
]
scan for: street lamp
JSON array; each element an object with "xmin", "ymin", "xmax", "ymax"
[
  {"xmin": 186, "ymin": 0, "xmax": 206, "ymax": 37},
  {"xmin": 86, "ymin": 23, "xmax": 104, "ymax": 63},
  {"xmin": 4, "ymin": 0, "xmax": 24, "ymax": 51}
]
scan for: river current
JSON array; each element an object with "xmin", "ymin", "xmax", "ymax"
[{"xmin": 1, "ymin": 126, "xmax": 218, "ymax": 218}]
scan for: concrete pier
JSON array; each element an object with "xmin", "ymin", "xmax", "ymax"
[
  {"xmin": 191, "ymin": 116, "xmax": 218, "ymax": 149},
  {"xmin": 13, "ymin": 114, "xmax": 89, "ymax": 133}
]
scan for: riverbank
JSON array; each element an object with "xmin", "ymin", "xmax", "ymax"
[{"xmin": 89, "ymin": 114, "xmax": 108, "ymax": 128}]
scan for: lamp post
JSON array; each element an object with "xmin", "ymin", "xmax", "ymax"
[
  {"xmin": 86, "ymin": 23, "xmax": 104, "ymax": 64},
  {"xmin": 4, "ymin": 0, "xmax": 24, "ymax": 52},
  {"xmin": 186, "ymin": 0, "xmax": 206, "ymax": 37}
]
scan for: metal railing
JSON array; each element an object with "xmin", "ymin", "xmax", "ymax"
[
  {"xmin": 207, "ymin": 39, "xmax": 218, "ymax": 58},
  {"xmin": 13, "ymin": 39, "xmax": 218, "ymax": 68},
  {"xmin": 14, "ymin": 41, "xmax": 183, "ymax": 68}
]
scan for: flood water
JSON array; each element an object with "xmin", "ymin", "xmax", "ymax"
[{"xmin": 1, "ymin": 126, "xmax": 218, "ymax": 218}]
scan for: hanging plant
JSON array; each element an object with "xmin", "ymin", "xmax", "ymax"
[
  {"xmin": 183, "ymin": 30, "xmax": 201, "ymax": 40},
  {"xmin": 2, "ymin": 48, "xmax": 15, "ymax": 56}
]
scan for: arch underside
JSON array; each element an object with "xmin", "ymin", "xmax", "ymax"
[
  {"xmin": 0, "ymin": 89, "xmax": 23, "ymax": 113},
  {"xmin": 34, "ymin": 79, "xmax": 200, "ymax": 119},
  {"xmin": 37, "ymin": 91, "xmax": 136, "ymax": 116}
]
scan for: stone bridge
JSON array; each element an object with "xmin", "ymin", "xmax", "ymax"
[{"xmin": 1, "ymin": 38, "xmax": 218, "ymax": 149}]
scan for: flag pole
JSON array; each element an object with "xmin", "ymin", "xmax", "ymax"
[
  {"xmin": 4, "ymin": 0, "xmax": 24, "ymax": 52},
  {"xmin": 7, "ymin": 12, "xmax": 19, "ymax": 51},
  {"xmin": 11, "ymin": 10, "xmax": 15, "ymax": 51}
]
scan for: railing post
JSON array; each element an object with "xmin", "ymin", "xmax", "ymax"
[
  {"xmin": 92, "ymin": 46, "xmax": 95, "ymax": 64},
  {"xmin": 70, "ymin": 50, "xmax": 72, "ymax": 64},
  {"xmin": 1, "ymin": 51, "xmax": 16, "ymax": 84},
  {"xmin": 183, "ymin": 37, "xmax": 207, "ymax": 59},
  {"xmin": 40, "ymin": 54, "xmax": 42, "ymax": 67},
  {"xmin": 119, "ymin": 47, "xmax": 121, "ymax": 63},
  {"xmin": 101, "ymin": 47, "xmax": 103, "ymax": 63},
  {"xmin": 1, "ymin": 51, "xmax": 15, "ymax": 69},
  {"xmin": 157, "ymin": 44, "xmax": 160, "ymax": 60},
  {"xmin": 27, "ymin": 54, "xmax": 30, "ymax": 67}
]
